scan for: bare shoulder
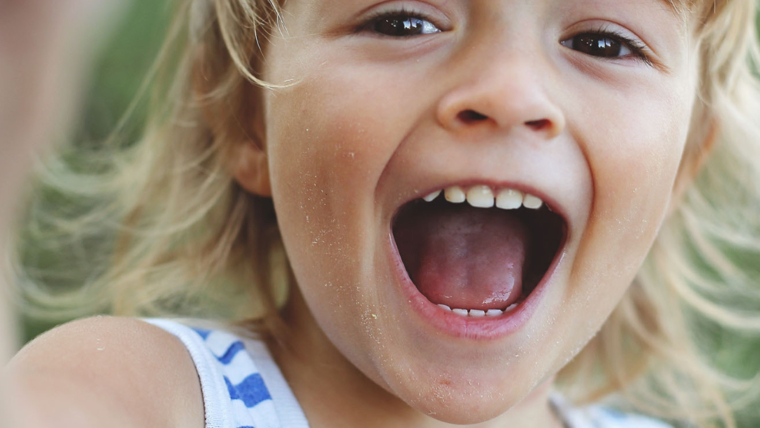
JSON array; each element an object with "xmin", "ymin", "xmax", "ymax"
[{"xmin": 5, "ymin": 316, "xmax": 204, "ymax": 428}]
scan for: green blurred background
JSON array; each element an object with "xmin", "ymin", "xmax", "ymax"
[
  {"xmin": 19, "ymin": 0, "xmax": 171, "ymax": 342},
  {"xmin": 15, "ymin": 1, "xmax": 760, "ymax": 427}
]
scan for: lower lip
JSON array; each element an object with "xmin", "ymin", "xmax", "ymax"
[{"xmin": 386, "ymin": 231, "xmax": 566, "ymax": 341}]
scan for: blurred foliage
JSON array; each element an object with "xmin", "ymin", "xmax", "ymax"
[
  {"xmin": 20, "ymin": 0, "xmax": 171, "ymax": 342},
  {"xmin": 77, "ymin": 1, "xmax": 172, "ymax": 146},
  {"xmin": 16, "ymin": 1, "xmax": 760, "ymax": 427}
]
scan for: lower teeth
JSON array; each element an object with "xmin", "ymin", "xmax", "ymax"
[{"xmin": 437, "ymin": 302, "xmax": 520, "ymax": 317}]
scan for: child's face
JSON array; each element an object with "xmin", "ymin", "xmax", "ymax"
[{"xmin": 259, "ymin": 0, "xmax": 696, "ymax": 423}]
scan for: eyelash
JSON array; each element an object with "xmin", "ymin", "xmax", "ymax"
[
  {"xmin": 578, "ymin": 26, "xmax": 653, "ymax": 67},
  {"xmin": 356, "ymin": 9, "xmax": 654, "ymax": 67},
  {"xmin": 356, "ymin": 7, "xmax": 442, "ymax": 36}
]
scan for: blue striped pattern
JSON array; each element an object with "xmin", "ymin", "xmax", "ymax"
[
  {"xmin": 218, "ymin": 341, "xmax": 246, "ymax": 364},
  {"xmin": 224, "ymin": 374, "xmax": 271, "ymax": 408},
  {"xmin": 192, "ymin": 327, "xmax": 211, "ymax": 340},
  {"xmin": 190, "ymin": 327, "xmax": 281, "ymax": 428}
]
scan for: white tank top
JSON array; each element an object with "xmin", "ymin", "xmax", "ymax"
[{"xmin": 144, "ymin": 318, "xmax": 673, "ymax": 428}]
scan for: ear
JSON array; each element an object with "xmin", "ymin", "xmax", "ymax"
[
  {"xmin": 190, "ymin": 44, "xmax": 272, "ymax": 197},
  {"xmin": 669, "ymin": 116, "xmax": 719, "ymax": 213},
  {"xmin": 234, "ymin": 142, "xmax": 272, "ymax": 197}
]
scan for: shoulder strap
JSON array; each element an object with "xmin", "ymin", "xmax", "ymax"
[
  {"xmin": 144, "ymin": 318, "xmax": 236, "ymax": 428},
  {"xmin": 550, "ymin": 392, "xmax": 674, "ymax": 428},
  {"xmin": 144, "ymin": 318, "xmax": 308, "ymax": 428}
]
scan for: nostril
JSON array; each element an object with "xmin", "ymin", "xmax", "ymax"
[
  {"xmin": 526, "ymin": 119, "xmax": 551, "ymax": 132},
  {"xmin": 457, "ymin": 110, "xmax": 489, "ymax": 124}
]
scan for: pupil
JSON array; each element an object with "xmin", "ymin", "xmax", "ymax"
[
  {"xmin": 576, "ymin": 35, "xmax": 621, "ymax": 57},
  {"xmin": 375, "ymin": 17, "xmax": 423, "ymax": 36}
]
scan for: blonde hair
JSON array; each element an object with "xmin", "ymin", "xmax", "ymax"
[{"xmin": 12, "ymin": 0, "xmax": 760, "ymax": 426}]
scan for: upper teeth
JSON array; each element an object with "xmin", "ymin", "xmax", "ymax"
[
  {"xmin": 422, "ymin": 190, "xmax": 441, "ymax": 202},
  {"xmin": 466, "ymin": 186, "xmax": 494, "ymax": 208},
  {"xmin": 444, "ymin": 186, "xmax": 466, "ymax": 203},
  {"xmin": 425, "ymin": 185, "xmax": 543, "ymax": 210}
]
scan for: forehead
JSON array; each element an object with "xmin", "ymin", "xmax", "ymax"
[
  {"xmin": 660, "ymin": 0, "xmax": 709, "ymax": 22},
  {"xmin": 660, "ymin": 0, "xmax": 718, "ymax": 34}
]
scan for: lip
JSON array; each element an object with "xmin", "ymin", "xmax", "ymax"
[{"xmin": 385, "ymin": 209, "xmax": 569, "ymax": 341}]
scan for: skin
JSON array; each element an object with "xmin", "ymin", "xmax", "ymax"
[
  {"xmin": 5, "ymin": 317, "xmax": 204, "ymax": 428},
  {"xmin": 235, "ymin": 0, "xmax": 701, "ymax": 426}
]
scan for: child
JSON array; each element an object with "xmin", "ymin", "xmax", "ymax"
[{"xmin": 6, "ymin": 0, "xmax": 760, "ymax": 427}]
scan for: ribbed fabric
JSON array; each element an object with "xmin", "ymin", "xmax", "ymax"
[{"xmin": 146, "ymin": 317, "xmax": 672, "ymax": 428}]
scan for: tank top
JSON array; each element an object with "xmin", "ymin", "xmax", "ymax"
[{"xmin": 144, "ymin": 318, "xmax": 673, "ymax": 428}]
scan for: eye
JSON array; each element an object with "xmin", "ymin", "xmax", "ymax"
[
  {"xmin": 359, "ymin": 10, "xmax": 442, "ymax": 37},
  {"xmin": 560, "ymin": 29, "xmax": 652, "ymax": 66},
  {"xmin": 562, "ymin": 33, "xmax": 632, "ymax": 57}
]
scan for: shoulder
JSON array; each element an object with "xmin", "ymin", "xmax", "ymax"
[{"xmin": 5, "ymin": 316, "xmax": 204, "ymax": 428}]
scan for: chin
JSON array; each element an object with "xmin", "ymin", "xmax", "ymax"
[
  {"xmin": 383, "ymin": 359, "xmax": 545, "ymax": 425},
  {"xmin": 405, "ymin": 384, "xmax": 523, "ymax": 425}
]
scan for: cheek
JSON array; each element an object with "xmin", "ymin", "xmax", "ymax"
[
  {"xmin": 262, "ymin": 44, "xmax": 432, "ymax": 312},
  {"xmin": 265, "ymin": 83, "xmax": 379, "ymax": 308},
  {"xmin": 571, "ymin": 83, "xmax": 693, "ymax": 309}
]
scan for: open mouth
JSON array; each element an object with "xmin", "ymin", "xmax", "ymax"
[{"xmin": 392, "ymin": 185, "xmax": 567, "ymax": 318}]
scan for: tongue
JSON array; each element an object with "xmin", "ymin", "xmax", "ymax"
[{"xmin": 394, "ymin": 203, "xmax": 530, "ymax": 310}]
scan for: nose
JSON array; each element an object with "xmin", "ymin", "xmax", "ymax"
[{"xmin": 436, "ymin": 51, "xmax": 565, "ymax": 140}]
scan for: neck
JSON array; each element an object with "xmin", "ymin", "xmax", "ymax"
[{"xmin": 268, "ymin": 287, "xmax": 565, "ymax": 428}]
